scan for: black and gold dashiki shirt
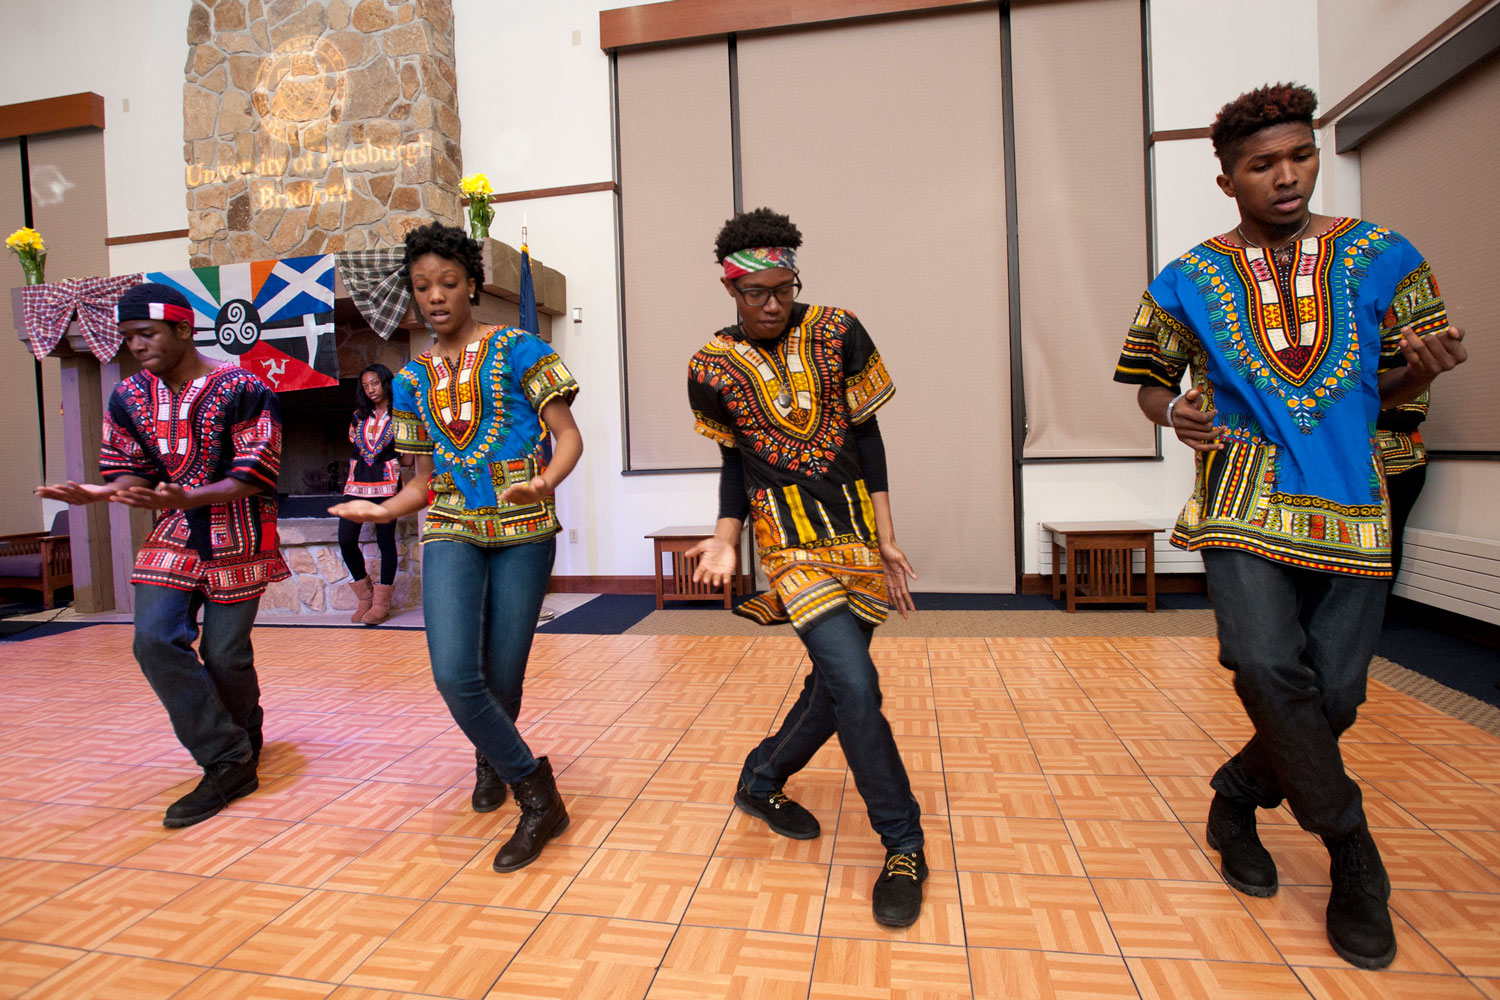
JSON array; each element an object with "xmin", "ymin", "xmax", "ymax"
[{"xmin": 689, "ymin": 303, "xmax": 895, "ymax": 632}]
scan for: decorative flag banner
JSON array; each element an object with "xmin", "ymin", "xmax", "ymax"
[{"xmin": 146, "ymin": 254, "xmax": 338, "ymax": 392}]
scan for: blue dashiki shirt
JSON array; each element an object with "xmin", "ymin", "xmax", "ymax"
[
  {"xmin": 688, "ymin": 303, "xmax": 896, "ymax": 632},
  {"xmin": 1114, "ymin": 218, "xmax": 1447, "ymax": 577},
  {"xmin": 100, "ymin": 364, "xmax": 289, "ymax": 602},
  {"xmin": 393, "ymin": 326, "xmax": 578, "ymax": 547}
]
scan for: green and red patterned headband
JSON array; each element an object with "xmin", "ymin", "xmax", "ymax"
[{"xmin": 722, "ymin": 246, "xmax": 798, "ymax": 279}]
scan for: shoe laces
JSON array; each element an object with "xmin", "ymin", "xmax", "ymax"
[
  {"xmin": 883, "ymin": 852, "xmax": 920, "ymax": 881},
  {"xmin": 767, "ymin": 790, "xmax": 792, "ymax": 809}
]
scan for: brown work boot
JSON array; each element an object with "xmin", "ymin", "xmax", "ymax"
[
  {"xmin": 492, "ymin": 757, "xmax": 569, "ymax": 872},
  {"xmin": 362, "ymin": 582, "xmax": 394, "ymax": 625},
  {"xmin": 348, "ymin": 577, "xmax": 373, "ymax": 623}
]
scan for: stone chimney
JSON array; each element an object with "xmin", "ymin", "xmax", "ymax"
[{"xmin": 183, "ymin": 0, "xmax": 462, "ymax": 266}]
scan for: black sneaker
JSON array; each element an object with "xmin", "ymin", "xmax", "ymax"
[
  {"xmin": 163, "ymin": 758, "xmax": 259, "ymax": 828},
  {"xmin": 872, "ymin": 849, "xmax": 927, "ymax": 927},
  {"xmin": 1206, "ymin": 792, "xmax": 1278, "ymax": 897},
  {"xmin": 733, "ymin": 787, "xmax": 821, "ymax": 839}
]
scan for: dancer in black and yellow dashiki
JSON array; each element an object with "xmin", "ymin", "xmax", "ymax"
[{"xmin": 686, "ymin": 207, "xmax": 925, "ymax": 929}]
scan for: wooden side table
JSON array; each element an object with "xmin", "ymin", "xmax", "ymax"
[
  {"xmin": 645, "ymin": 525, "xmax": 753, "ymax": 610},
  {"xmin": 1042, "ymin": 521, "xmax": 1164, "ymax": 613}
]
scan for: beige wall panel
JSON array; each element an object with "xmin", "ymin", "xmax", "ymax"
[
  {"xmin": 1013, "ymin": 0, "xmax": 1151, "ymax": 458},
  {"xmin": 27, "ymin": 130, "xmax": 110, "ymax": 283},
  {"xmin": 1318, "ymin": 0, "xmax": 1490, "ymax": 112},
  {"xmin": 1, "ymin": 139, "xmax": 45, "ymax": 534},
  {"xmin": 618, "ymin": 42, "xmax": 735, "ymax": 470},
  {"xmin": 739, "ymin": 9, "xmax": 1014, "ymax": 591},
  {"xmin": 1359, "ymin": 53, "xmax": 1500, "ymax": 452}
]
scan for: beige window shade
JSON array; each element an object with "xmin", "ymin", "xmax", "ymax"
[
  {"xmin": 1012, "ymin": 0, "xmax": 1152, "ymax": 458},
  {"xmin": 738, "ymin": 9, "xmax": 1016, "ymax": 591},
  {"xmin": 1357, "ymin": 52, "xmax": 1500, "ymax": 453},
  {"xmin": 617, "ymin": 42, "xmax": 735, "ymax": 471},
  {"xmin": 1, "ymin": 138, "xmax": 43, "ymax": 535}
]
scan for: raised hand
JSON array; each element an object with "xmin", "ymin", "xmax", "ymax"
[
  {"xmin": 34, "ymin": 481, "xmax": 115, "ymax": 505},
  {"xmin": 499, "ymin": 475, "xmax": 552, "ymax": 507},
  {"xmin": 1398, "ymin": 325, "xmax": 1467, "ymax": 382}
]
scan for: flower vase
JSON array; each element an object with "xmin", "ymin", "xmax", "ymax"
[{"xmin": 20, "ymin": 253, "xmax": 45, "ymax": 285}]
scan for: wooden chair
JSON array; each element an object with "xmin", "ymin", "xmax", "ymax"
[{"xmin": 0, "ymin": 512, "xmax": 73, "ymax": 609}]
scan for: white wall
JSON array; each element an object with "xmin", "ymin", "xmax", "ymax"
[
  {"xmin": 1317, "ymin": 0, "xmax": 1493, "ymax": 111},
  {"xmin": 0, "ymin": 0, "xmax": 191, "ymax": 274}
]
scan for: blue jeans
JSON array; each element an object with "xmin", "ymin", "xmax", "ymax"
[
  {"xmin": 422, "ymin": 538, "xmax": 555, "ymax": 782},
  {"xmin": 132, "ymin": 584, "xmax": 261, "ymax": 768},
  {"xmin": 1203, "ymin": 549, "xmax": 1387, "ymax": 839},
  {"xmin": 740, "ymin": 609, "xmax": 923, "ymax": 853}
]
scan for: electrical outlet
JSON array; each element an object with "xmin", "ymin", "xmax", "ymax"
[{"xmin": 568, "ymin": 528, "xmax": 580, "ymax": 543}]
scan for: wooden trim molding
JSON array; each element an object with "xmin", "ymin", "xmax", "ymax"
[
  {"xmin": 0, "ymin": 93, "xmax": 105, "ymax": 141},
  {"xmin": 601, "ymin": 0, "xmax": 993, "ymax": 50},
  {"xmin": 548, "ymin": 575, "xmax": 656, "ymax": 595},
  {"xmin": 1149, "ymin": 126, "xmax": 1210, "ymax": 143},
  {"xmin": 103, "ymin": 228, "xmax": 190, "ymax": 247},
  {"xmin": 487, "ymin": 180, "xmax": 618, "ymax": 205}
]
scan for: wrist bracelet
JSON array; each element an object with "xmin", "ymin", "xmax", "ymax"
[{"xmin": 1165, "ymin": 391, "xmax": 1188, "ymax": 429}]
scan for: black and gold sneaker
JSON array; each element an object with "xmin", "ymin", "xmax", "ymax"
[
  {"xmin": 733, "ymin": 787, "xmax": 821, "ymax": 839},
  {"xmin": 872, "ymin": 849, "xmax": 927, "ymax": 927}
]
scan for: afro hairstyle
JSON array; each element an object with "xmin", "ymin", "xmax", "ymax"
[
  {"xmin": 1210, "ymin": 83, "xmax": 1318, "ymax": 170},
  {"xmin": 403, "ymin": 222, "xmax": 485, "ymax": 303},
  {"xmin": 713, "ymin": 207, "xmax": 803, "ymax": 264}
]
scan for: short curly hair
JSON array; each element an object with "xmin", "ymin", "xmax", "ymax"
[
  {"xmin": 713, "ymin": 207, "xmax": 803, "ymax": 264},
  {"xmin": 1210, "ymin": 83, "xmax": 1318, "ymax": 170},
  {"xmin": 403, "ymin": 222, "xmax": 484, "ymax": 303}
]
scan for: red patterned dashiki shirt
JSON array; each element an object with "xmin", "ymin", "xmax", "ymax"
[
  {"xmin": 345, "ymin": 408, "xmax": 401, "ymax": 497},
  {"xmin": 100, "ymin": 364, "xmax": 289, "ymax": 602},
  {"xmin": 689, "ymin": 303, "xmax": 896, "ymax": 632}
]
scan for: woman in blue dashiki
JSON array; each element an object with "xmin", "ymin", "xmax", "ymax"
[
  {"xmin": 331, "ymin": 223, "xmax": 582, "ymax": 872},
  {"xmin": 337, "ymin": 363, "xmax": 408, "ymax": 625}
]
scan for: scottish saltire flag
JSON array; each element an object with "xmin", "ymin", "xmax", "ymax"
[
  {"xmin": 519, "ymin": 244, "xmax": 540, "ymax": 336},
  {"xmin": 146, "ymin": 254, "xmax": 338, "ymax": 392}
]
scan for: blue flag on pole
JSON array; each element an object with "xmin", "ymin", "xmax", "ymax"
[{"xmin": 519, "ymin": 244, "xmax": 540, "ymax": 336}]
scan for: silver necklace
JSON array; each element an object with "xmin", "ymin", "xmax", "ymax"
[{"xmin": 1235, "ymin": 215, "xmax": 1311, "ymax": 256}]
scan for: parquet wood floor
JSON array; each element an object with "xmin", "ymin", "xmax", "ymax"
[{"xmin": 2, "ymin": 624, "xmax": 1498, "ymax": 999}]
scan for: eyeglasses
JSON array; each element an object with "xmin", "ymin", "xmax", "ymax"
[{"xmin": 732, "ymin": 279, "xmax": 802, "ymax": 307}]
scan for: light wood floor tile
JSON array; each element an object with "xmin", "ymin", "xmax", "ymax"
[
  {"xmin": 0, "ymin": 860, "xmax": 107, "ymax": 924},
  {"xmin": 171, "ymin": 968, "xmax": 337, "ymax": 999},
  {"xmin": 944, "ymin": 772, "xmax": 1060, "ymax": 819},
  {"xmin": 99, "ymin": 877, "xmax": 307, "ymax": 964},
  {"xmin": 484, "ymin": 913, "xmax": 675, "ymax": 1000},
  {"xmin": 959, "ymin": 873, "xmax": 1118, "ymax": 955},
  {"xmin": 1093, "ymin": 878, "xmax": 1280, "ymax": 963},
  {"xmin": 433, "ymin": 844, "xmax": 594, "ymax": 911},
  {"xmin": 683, "ymin": 856, "xmax": 830, "ymax": 935},
  {"xmin": 949, "ymin": 815, "xmax": 1085, "ymax": 876},
  {"xmin": 1295, "ymin": 966, "xmax": 1490, "ymax": 999},
  {"xmin": 807, "ymin": 938, "xmax": 971, "ymax": 999},
  {"xmin": 1243, "ymin": 885, "xmax": 1459, "ymax": 974},
  {"xmin": 1066, "ymin": 820, "xmax": 1220, "ymax": 881},
  {"xmin": 1127, "ymin": 956, "xmax": 1313, "ymax": 999},
  {"xmin": 1391, "ymin": 889, "xmax": 1500, "ymax": 977},
  {"xmin": 553, "ymin": 848, "xmax": 708, "ymax": 923},
  {"xmin": 601, "ymin": 799, "xmax": 731, "ymax": 855},
  {"xmin": 0, "ymin": 867, "xmax": 200, "ymax": 949},
  {"xmin": 218, "ymin": 889, "xmax": 423, "ymax": 982},
  {"xmin": 0, "ymin": 940, "xmax": 84, "ymax": 1000},
  {"xmin": 13, "ymin": 951, "xmax": 202, "ymax": 1000},
  {"xmin": 344, "ymin": 901, "xmax": 541, "ymax": 999},
  {"xmin": 319, "ymin": 831, "xmax": 486, "ymax": 899},
  {"xmin": 645, "ymin": 926, "xmax": 817, "ymax": 1000},
  {"xmin": 217, "ymin": 822, "xmax": 388, "ymax": 888},
  {"xmin": 968, "ymin": 947, "xmax": 1138, "ymax": 1000}
]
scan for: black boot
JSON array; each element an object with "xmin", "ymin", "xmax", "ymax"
[
  {"xmin": 1324, "ymin": 823, "xmax": 1396, "ymax": 969},
  {"xmin": 248, "ymin": 727, "xmax": 263, "ymax": 767},
  {"xmin": 492, "ymin": 756, "xmax": 569, "ymax": 872},
  {"xmin": 472, "ymin": 750, "xmax": 507, "ymax": 813},
  {"xmin": 163, "ymin": 758, "xmax": 259, "ymax": 828},
  {"xmin": 872, "ymin": 849, "xmax": 927, "ymax": 927},
  {"xmin": 1206, "ymin": 792, "xmax": 1278, "ymax": 897}
]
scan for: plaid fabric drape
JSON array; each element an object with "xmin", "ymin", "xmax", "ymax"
[
  {"xmin": 20, "ymin": 274, "xmax": 144, "ymax": 361},
  {"xmin": 334, "ymin": 249, "xmax": 409, "ymax": 340}
]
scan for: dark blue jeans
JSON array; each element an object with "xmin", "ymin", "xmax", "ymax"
[
  {"xmin": 422, "ymin": 538, "xmax": 555, "ymax": 783},
  {"xmin": 1203, "ymin": 549, "xmax": 1387, "ymax": 839},
  {"xmin": 740, "ymin": 609, "xmax": 923, "ymax": 853},
  {"xmin": 132, "ymin": 583, "xmax": 261, "ymax": 769}
]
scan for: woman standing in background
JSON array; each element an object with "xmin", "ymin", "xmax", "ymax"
[{"xmin": 338, "ymin": 363, "xmax": 407, "ymax": 625}]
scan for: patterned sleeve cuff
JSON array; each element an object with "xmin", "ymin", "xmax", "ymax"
[
  {"xmin": 522, "ymin": 353, "xmax": 580, "ymax": 412},
  {"xmin": 846, "ymin": 351, "xmax": 895, "ymax": 424},
  {"xmin": 693, "ymin": 412, "xmax": 736, "ymax": 448}
]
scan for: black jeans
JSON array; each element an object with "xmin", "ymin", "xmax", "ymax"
[
  {"xmin": 338, "ymin": 501, "xmax": 398, "ymax": 586},
  {"xmin": 1385, "ymin": 464, "xmax": 1427, "ymax": 587},
  {"xmin": 1203, "ymin": 549, "xmax": 1387, "ymax": 839},
  {"xmin": 133, "ymin": 583, "xmax": 262, "ymax": 768},
  {"xmin": 739, "ymin": 608, "xmax": 923, "ymax": 853}
]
